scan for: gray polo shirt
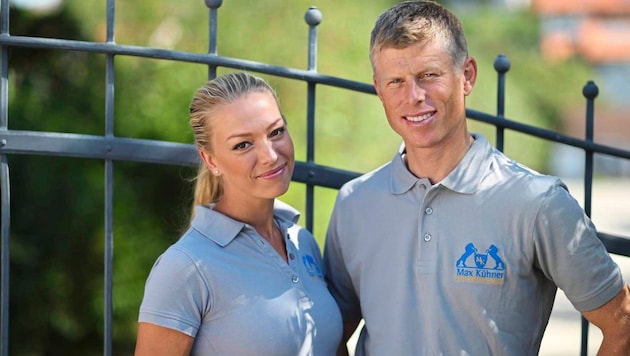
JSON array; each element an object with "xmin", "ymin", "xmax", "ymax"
[
  {"xmin": 139, "ymin": 200, "xmax": 342, "ymax": 355},
  {"xmin": 324, "ymin": 133, "xmax": 623, "ymax": 356}
]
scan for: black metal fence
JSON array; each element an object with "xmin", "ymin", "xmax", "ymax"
[{"xmin": 1, "ymin": 1, "xmax": 629, "ymax": 355}]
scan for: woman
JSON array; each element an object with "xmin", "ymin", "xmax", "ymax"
[{"xmin": 135, "ymin": 72, "xmax": 342, "ymax": 355}]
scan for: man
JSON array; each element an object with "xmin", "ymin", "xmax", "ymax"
[{"xmin": 323, "ymin": 1, "xmax": 630, "ymax": 355}]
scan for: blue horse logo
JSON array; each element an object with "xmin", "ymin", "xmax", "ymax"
[
  {"xmin": 302, "ymin": 255, "xmax": 323, "ymax": 279},
  {"xmin": 456, "ymin": 243, "xmax": 505, "ymax": 270}
]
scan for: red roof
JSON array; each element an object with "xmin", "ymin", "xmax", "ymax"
[
  {"xmin": 532, "ymin": 0, "xmax": 630, "ymax": 15},
  {"xmin": 534, "ymin": 0, "xmax": 630, "ymax": 63},
  {"xmin": 576, "ymin": 19, "xmax": 630, "ymax": 62}
]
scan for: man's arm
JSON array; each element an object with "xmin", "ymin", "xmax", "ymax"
[
  {"xmin": 135, "ymin": 322, "xmax": 194, "ymax": 356},
  {"xmin": 337, "ymin": 320, "xmax": 361, "ymax": 356},
  {"xmin": 582, "ymin": 284, "xmax": 630, "ymax": 355}
]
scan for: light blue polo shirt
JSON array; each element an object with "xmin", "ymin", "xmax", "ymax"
[
  {"xmin": 139, "ymin": 200, "xmax": 342, "ymax": 355},
  {"xmin": 324, "ymin": 133, "xmax": 623, "ymax": 356}
]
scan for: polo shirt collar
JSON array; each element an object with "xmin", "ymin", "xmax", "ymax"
[
  {"xmin": 190, "ymin": 199, "xmax": 300, "ymax": 247},
  {"xmin": 390, "ymin": 133, "xmax": 492, "ymax": 195},
  {"xmin": 390, "ymin": 143, "xmax": 423, "ymax": 195},
  {"xmin": 439, "ymin": 133, "xmax": 491, "ymax": 194}
]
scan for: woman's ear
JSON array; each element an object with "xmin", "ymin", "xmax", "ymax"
[{"xmin": 199, "ymin": 150, "xmax": 221, "ymax": 176}]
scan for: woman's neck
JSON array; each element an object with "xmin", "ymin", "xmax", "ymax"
[{"xmin": 214, "ymin": 196, "xmax": 287, "ymax": 262}]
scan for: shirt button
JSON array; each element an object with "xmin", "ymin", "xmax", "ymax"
[
  {"xmin": 425, "ymin": 207, "xmax": 433, "ymax": 215},
  {"xmin": 424, "ymin": 233, "xmax": 432, "ymax": 242},
  {"xmin": 419, "ymin": 184, "xmax": 427, "ymax": 190},
  {"xmin": 291, "ymin": 275, "xmax": 300, "ymax": 283},
  {"xmin": 289, "ymin": 253, "xmax": 295, "ymax": 260}
]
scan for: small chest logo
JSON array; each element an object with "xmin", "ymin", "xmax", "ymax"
[
  {"xmin": 455, "ymin": 243, "xmax": 506, "ymax": 284},
  {"xmin": 302, "ymin": 255, "xmax": 324, "ymax": 279}
]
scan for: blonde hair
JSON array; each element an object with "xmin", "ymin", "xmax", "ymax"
[
  {"xmin": 188, "ymin": 72, "xmax": 281, "ymax": 214},
  {"xmin": 369, "ymin": 1, "xmax": 468, "ymax": 72}
]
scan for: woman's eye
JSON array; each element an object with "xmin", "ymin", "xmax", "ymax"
[
  {"xmin": 270, "ymin": 127, "xmax": 286, "ymax": 137},
  {"xmin": 233, "ymin": 142, "xmax": 251, "ymax": 150}
]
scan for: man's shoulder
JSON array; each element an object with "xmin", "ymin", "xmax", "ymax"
[
  {"xmin": 487, "ymin": 154, "xmax": 566, "ymax": 198},
  {"xmin": 338, "ymin": 161, "xmax": 392, "ymax": 197}
]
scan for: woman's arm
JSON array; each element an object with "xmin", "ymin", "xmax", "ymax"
[{"xmin": 135, "ymin": 322, "xmax": 195, "ymax": 356}]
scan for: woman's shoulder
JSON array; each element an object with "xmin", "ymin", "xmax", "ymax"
[{"xmin": 273, "ymin": 199, "xmax": 301, "ymax": 224}]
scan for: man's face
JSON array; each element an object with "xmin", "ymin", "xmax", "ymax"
[{"xmin": 372, "ymin": 40, "xmax": 476, "ymax": 152}]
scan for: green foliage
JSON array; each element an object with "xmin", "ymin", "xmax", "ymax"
[
  {"xmin": 7, "ymin": 1, "xmax": 593, "ymax": 354},
  {"xmin": 456, "ymin": 5, "xmax": 592, "ymax": 171}
]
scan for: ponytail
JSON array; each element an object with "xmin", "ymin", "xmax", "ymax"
[{"xmin": 190, "ymin": 164, "xmax": 222, "ymax": 217}]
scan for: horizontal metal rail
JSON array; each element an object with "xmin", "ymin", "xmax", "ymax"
[
  {"xmin": 0, "ymin": 35, "xmax": 375, "ymax": 95},
  {"xmin": 467, "ymin": 108, "xmax": 630, "ymax": 160},
  {"xmin": 0, "ymin": 130, "xmax": 359, "ymax": 189}
]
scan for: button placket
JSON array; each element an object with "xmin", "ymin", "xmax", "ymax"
[
  {"xmin": 249, "ymin": 226, "xmax": 299, "ymax": 284},
  {"xmin": 283, "ymin": 230, "xmax": 305, "ymax": 288},
  {"xmin": 422, "ymin": 204, "xmax": 434, "ymax": 243},
  {"xmin": 416, "ymin": 180, "xmax": 437, "ymax": 274}
]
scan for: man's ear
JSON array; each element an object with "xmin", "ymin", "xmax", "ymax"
[
  {"xmin": 373, "ymin": 75, "xmax": 384, "ymax": 102},
  {"xmin": 462, "ymin": 57, "xmax": 478, "ymax": 96}
]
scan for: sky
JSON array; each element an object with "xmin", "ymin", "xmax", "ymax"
[{"xmin": 12, "ymin": 0, "xmax": 61, "ymax": 11}]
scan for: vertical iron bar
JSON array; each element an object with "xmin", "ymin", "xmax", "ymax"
[
  {"xmin": 104, "ymin": 0, "xmax": 116, "ymax": 354},
  {"xmin": 0, "ymin": 155, "xmax": 8, "ymax": 356},
  {"xmin": 304, "ymin": 7, "xmax": 322, "ymax": 233},
  {"xmin": 493, "ymin": 54, "xmax": 510, "ymax": 152},
  {"xmin": 0, "ymin": 0, "xmax": 10, "ymax": 354},
  {"xmin": 580, "ymin": 80, "xmax": 598, "ymax": 356},
  {"xmin": 206, "ymin": 0, "xmax": 222, "ymax": 80}
]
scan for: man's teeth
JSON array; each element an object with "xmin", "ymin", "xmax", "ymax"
[{"xmin": 406, "ymin": 113, "xmax": 432, "ymax": 122}]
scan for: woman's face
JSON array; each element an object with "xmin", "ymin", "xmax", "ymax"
[{"xmin": 200, "ymin": 91, "xmax": 294, "ymax": 203}]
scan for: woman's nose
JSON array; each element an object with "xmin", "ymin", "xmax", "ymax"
[{"xmin": 258, "ymin": 140, "xmax": 278, "ymax": 164}]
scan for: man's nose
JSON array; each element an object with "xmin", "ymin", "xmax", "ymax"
[{"xmin": 407, "ymin": 79, "xmax": 426, "ymax": 104}]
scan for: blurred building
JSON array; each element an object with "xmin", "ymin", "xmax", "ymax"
[{"xmin": 533, "ymin": 0, "xmax": 630, "ymax": 176}]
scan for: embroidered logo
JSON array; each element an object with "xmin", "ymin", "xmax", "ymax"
[
  {"xmin": 302, "ymin": 255, "xmax": 323, "ymax": 279},
  {"xmin": 455, "ymin": 243, "xmax": 506, "ymax": 284}
]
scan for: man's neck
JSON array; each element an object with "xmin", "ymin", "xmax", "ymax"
[{"xmin": 403, "ymin": 133, "xmax": 474, "ymax": 184}]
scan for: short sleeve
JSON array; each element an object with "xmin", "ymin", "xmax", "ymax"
[
  {"xmin": 323, "ymin": 193, "xmax": 362, "ymax": 322},
  {"xmin": 533, "ymin": 184, "xmax": 623, "ymax": 311},
  {"xmin": 138, "ymin": 247, "xmax": 211, "ymax": 337}
]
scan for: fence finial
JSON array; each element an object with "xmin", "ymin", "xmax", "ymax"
[
  {"xmin": 582, "ymin": 80, "xmax": 599, "ymax": 100},
  {"xmin": 205, "ymin": 0, "xmax": 222, "ymax": 9},
  {"xmin": 305, "ymin": 6, "xmax": 323, "ymax": 27},
  {"xmin": 493, "ymin": 54, "xmax": 510, "ymax": 73}
]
